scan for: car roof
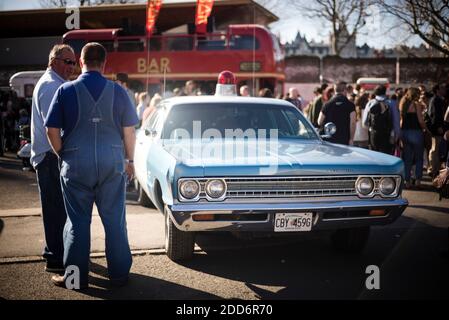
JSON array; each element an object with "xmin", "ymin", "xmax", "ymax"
[{"xmin": 161, "ymin": 96, "xmax": 295, "ymax": 109}]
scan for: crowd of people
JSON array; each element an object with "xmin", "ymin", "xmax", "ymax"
[
  {"xmin": 272, "ymin": 82, "xmax": 449, "ymax": 189},
  {"xmin": 117, "ymin": 77, "xmax": 449, "ymax": 191},
  {"xmin": 0, "ymin": 90, "xmax": 31, "ymax": 156},
  {"xmin": 2, "ymin": 38, "xmax": 448, "ymax": 290}
]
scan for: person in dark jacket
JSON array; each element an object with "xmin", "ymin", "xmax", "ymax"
[{"xmin": 427, "ymin": 83, "xmax": 447, "ymax": 177}]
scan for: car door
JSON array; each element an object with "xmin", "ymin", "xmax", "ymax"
[{"xmin": 134, "ymin": 107, "xmax": 165, "ymax": 195}]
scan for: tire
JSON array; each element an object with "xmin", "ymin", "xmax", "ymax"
[
  {"xmin": 164, "ymin": 205, "xmax": 195, "ymax": 261},
  {"xmin": 331, "ymin": 226, "xmax": 370, "ymax": 253},
  {"xmin": 136, "ymin": 180, "xmax": 155, "ymax": 208}
]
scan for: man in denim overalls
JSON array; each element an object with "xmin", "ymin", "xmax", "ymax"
[{"xmin": 45, "ymin": 43, "xmax": 138, "ymax": 289}]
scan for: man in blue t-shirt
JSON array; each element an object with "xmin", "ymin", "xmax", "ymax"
[{"xmin": 45, "ymin": 42, "xmax": 138, "ymax": 289}]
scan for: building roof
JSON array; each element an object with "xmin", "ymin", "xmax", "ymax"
[{"xmin": 0, "ymin": 0, "xmax": 278, "ymax": 38}]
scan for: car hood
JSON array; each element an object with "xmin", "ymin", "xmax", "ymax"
[{"xmin": 163, "ymin": 139, "xmax": 404, "ymax": 177}]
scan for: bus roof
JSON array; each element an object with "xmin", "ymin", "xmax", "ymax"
[
  {"xmin": 63, "ymin": 28, "xmax": 121, "ymax": 40},
  {"xmin": 10, "ymin": 70, "xmax": 45, "ymax": 81},
  {"xmin": 356, "ymin": 77, "xmax": 389, "ymax": 84}
]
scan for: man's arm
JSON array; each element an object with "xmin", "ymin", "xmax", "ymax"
[
  {"xmin": 349, "ymin": 111, "xmax": 356, "ymax": 145},
  {"xmin": 362, "ymin": 102, "xmax": 371, "ymax": 128},
  {"xmin": 317, "ymin": 112, "xmax": 325, "ymax": 127},
  {"xmin": 123, "ymin": 126, "xmax": 136, "ymax": 180},
  {"xmin": 46, "ymin": 127, "xmax": 62, "ymax": 154}
]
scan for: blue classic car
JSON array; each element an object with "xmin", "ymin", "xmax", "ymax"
[{"xmin": 134, "ymin": 95, "xmax": 408, "ymax": 261}]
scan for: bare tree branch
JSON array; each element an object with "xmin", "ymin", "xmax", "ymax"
[
  {"xmin": 40, "ymin": 0, "xmax": 135, "ymax": 7},
  {"xmin": 288, "ymin": 0, "xmax": 373, "ymax": 56},
  {"xmin": 375, "ymin": 0, "xmax": 449, "ymax": 56}
]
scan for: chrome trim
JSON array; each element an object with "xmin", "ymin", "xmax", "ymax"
[
  {"xmin": 169, "ymin": 198, "xmax": 407, "ymax": 232},
  {"xmin": 177, "ymin": 175, "xmax": 402, "ymax": 202},
  {"xmin": 171, "ymin": 198, "xmax": 408, "ymax": 212},
  {"xmin": 205, "ymin": 179, "xmax": 227, "ymax": 202},
  {"xmin": 378, "ymin": 176, "xmax": 401, "ymax": 198},
  {"xmin": 178, "ymin": 179, "xmax": 200, "ymax": 202},
  {"xmin": 321, "ymin": 214, "xmax": 390, "ymax": 222},
  {"xmin": 355, "ymin": 176, "xmax": 375, "ymax": 198}
]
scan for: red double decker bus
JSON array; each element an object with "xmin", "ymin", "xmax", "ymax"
[{"xmin": 63, "ymin": 24, "xmax": 285, "ymax": 96}]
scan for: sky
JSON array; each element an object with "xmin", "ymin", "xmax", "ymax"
[{"xmin": 0, "ymin": 0, "xmax": 423, "ymax": 49}]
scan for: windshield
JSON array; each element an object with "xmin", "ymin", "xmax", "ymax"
[{"xmin": 161, "ymin": 103, "xmax": 318, "ymax": 140}]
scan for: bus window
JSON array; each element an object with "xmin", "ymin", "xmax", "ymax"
[
  {"xmin": 197, "ymin": 35, "xmax": 226, "ymax": 51},
  {"xmin": 117, "ymin": 40, "xmax": 144, "ymax": 52},
  {"xmin": 166, "ymin": 36, "xmax": 193, "ymax": 51},
  {"xmin": 148, "ymin": 38, "xmax": 162, "ymax": 51},
  {"xmin": 230, "ymin": 35, "xmax": 260, "ymax": 50},
  {"xmin": 65, "ymin": 39, "xmax": 86, "ymax": 55},
  {"xmin": 97, "ymin": 40, "xmax": 114, "ymax": 52}
]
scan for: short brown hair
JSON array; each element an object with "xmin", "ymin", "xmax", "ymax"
[
  {"xmin": 48, "ymin": 44, "xmax": 74, "ymax": 67},
  {"xmin": 334, "ymin": 81, "xmax": 347, "ymax": 94},
  {"xmin": 81, "ymin": 42, "xmax": 106, "ymax": 68},
  {"xmin": 115, "ymin": 73, "xmax": 129, "ymax": 83}
]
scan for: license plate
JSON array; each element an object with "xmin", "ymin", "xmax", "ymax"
[{"xmin": 274, "ymin": 213, "xmax": 313, "ymax": 232}]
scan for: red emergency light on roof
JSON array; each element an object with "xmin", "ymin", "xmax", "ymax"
[
  {"xmin": 217, "ymin": 70, "xmax": 236, "ymax": 85},
  {"xmin": 215, "ymin": 70, "xmax": 237, "ymax": 96}
]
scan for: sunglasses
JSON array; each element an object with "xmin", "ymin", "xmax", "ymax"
[{"xmin": 55, "ymin": 58, "xmax": 76, "ymax": 66}]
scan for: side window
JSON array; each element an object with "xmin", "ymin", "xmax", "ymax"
[
  {"xmin": 197, "ymin": 35, "xmax": 226, "ymax": 51},
  {"xmin": 97, "ymin": 40, "xmax": 115, "ymax": 52},
  {"xmin": 144, "ymin": 109, "xmax": 161, "ymax": 130},
  {"xmin": 166, "ymin": 36, "xmax": 193, "ymax": 51},
  {"xmin": 117, "ymin": 40, "xmax": 144, "ymax": 52},
  {"xmin": 64, "ymin": 39, "xmax": 86, "ymax": 55},
  {"xmin": 229, "ymin": 35, "xmax": 260, "ymax": 50},
  {"xmin": 144, "ymin": 107, "xmax": 166, "ymax": 135}
]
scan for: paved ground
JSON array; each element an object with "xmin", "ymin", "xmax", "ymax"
[{"xmin": 0, "ymin": 152, "xmax": 448, "ymax": 300}]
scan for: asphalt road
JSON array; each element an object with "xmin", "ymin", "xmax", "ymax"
[{"xmin": 0, "ymin": 152, "xmax": 448, "ymax": 300}]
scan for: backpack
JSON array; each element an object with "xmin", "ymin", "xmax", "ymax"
[{"xmin": 368, "ymin": 101, "xmax": 392, "ymax": 136}]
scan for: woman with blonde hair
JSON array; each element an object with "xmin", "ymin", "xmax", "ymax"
[{"xmin": 399, "ymin": 87, "xmax": 427, "ymax": 188}]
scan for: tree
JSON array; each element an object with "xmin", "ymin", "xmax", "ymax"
[
  {"xmin": 288, "ymin": 0, "xmax": 373, "ymax": 56},
  {"xmin": 376, "ymin": 0, "xmax": 449, "ymax": 56},
  {"xmin": 289, "ymin": 0, "xmax": 372, "ymax": 55},
  {"xmin": 39, "ymin": 0, "xmax": 136, "ymax": 7}
]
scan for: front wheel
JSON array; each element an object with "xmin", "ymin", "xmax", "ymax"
[
  {"xmin": 164, "ymin": 205, "xmax": 195, "ymax": 261},
  {"xmin": 331, "ymin": 226, "xmax": 370, "ymax": 253},
  {"xmin": 136, "ymin": 180, "xmax": 155, "ymax": 208}
]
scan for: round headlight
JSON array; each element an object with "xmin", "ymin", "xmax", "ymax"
[
  {"xmin": 205, "ymin": 179, "xmax": 227, "ymax": 199},
  {"xmin": 179, "ymin": 180, "xmax": 200, "ymax": 200},
  {"xmin": 379, "ymin": 177, "xmax": 396, "ymax": 196},
  {"xmin": 356, "ymin": 177, "xmax": 374, "ymax": 196}
]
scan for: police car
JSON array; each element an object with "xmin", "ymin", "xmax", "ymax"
[{"xmin": 134, "ymin": 71, "xmax": 408, "ymax": 261}]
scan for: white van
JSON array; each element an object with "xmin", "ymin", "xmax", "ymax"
[
  {"xmin": 356, "ymin": 77, "xmax": 390, "ymax": 93},
  {"xmin": 9, "ymin": 71, "xmax": 45, "ymax": 99}
]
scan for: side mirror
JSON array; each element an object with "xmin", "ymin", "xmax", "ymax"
[
  {"xmin": 321, "ymin": 122, "xmax": 337, "ymax": 139},
  {"xmin": 145, "ymin": 128, "xmax": 157, "ymax": 137}
]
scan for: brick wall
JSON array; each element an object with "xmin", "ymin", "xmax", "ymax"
[{"xmin": 286, "ymin": 56, "xmax": 449, "ymax": 84}]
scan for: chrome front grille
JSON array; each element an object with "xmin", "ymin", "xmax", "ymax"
[{"xmin": 198, "ymin": 176, "xmax": 358, "ymax": 199}]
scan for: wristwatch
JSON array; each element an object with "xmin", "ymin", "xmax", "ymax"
[{"xmin": 126, "ymin": 159, "xmax": 134, "ymax": 164}]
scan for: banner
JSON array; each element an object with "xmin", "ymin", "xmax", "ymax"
[
  {"xmin": 146, "ymin": 0, "xmax": 163, "ymax": 35},
  {"xmin": 195, "ymin": 0, "xmax": 214, "ymax": 34}
]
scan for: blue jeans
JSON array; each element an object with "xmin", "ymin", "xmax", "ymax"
[
  {"xmin": 402, "ymin": 129, "xmax": 424, "ymax": 182},
  {"xmin": 35, "ymin": 152, "xmax": 67, "ymax": 265}
]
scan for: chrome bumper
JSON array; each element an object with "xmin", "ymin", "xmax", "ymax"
[{"xmin": 168, "ymin": 198, "xmax": 408, "ymax": 232}]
